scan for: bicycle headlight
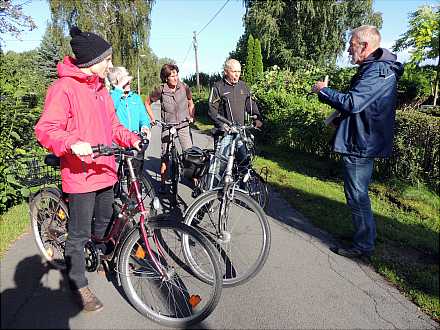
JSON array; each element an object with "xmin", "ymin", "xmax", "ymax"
[{"xmin": 170, "ymin": 127, "xmax": 177, "ymax": 135}]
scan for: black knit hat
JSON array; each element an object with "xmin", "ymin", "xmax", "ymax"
[{"xmin": 69, "ymin": 26, "xmax": 112, "ymax": 68}]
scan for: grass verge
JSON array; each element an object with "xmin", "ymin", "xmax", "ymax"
[
  {"xmin": 0, "ymin": 203, "xmax": 29, "ymax": 257},
  {"xmin": 254, "ymin": 144, "xmax": 439, "ymax": 322}
]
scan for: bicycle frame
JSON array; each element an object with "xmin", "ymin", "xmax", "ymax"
[
  {"xmin": 91, "ymin": 145, "xmax": 169, "ymax": 278},
  {"xmin": 156, "ymin": 119, "xmax": 190, "ymax": 198},
  {"xmin": 201, "ymin": 129, "xmax": 245, "ymax": 240}
]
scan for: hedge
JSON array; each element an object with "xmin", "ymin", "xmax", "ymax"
[{"xmin": 255, "ymin": 91, "xmax": 440, "ymax": 193}]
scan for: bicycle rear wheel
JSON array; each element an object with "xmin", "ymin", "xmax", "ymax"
[
  {"xmin": 30, "ymin": 189, "xmax": 68, "ymax": 270},
  {"xmin": 184, "ymin": 189, "xmax": 271, "ymax": 287},
  {"xmin": 118, "ymin": 220, "xmax": 222, "ymax": 327}
]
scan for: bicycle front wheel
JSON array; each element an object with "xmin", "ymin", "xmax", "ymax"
[
  {"xmin": 184, "ymin": 189, "xmax": 271, "ymax": 287},
  {"xmin": 169, "ymin": 147, "xmax": 180, "ymax": 197},
  {"xmin": 243, "ymin": 170, "xmax": 269, "ymax": 210},
  {"xmin": 118, "ymin": 220, "xmax": 222, "ymax": 327},
  {"xmin": 30, "ymin": 189, "xmax": 68, "ymax": 270}
]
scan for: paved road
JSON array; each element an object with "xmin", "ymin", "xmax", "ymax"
[{"xmin": 1, "ymin": 104, "xmax": 437, "ymax": 329}]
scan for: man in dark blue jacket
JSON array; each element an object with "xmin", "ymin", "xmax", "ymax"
[{"xmin": 312, "ymin": 25, "xmax": 404, "ymax": 259}]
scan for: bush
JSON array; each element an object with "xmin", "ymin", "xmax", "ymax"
[
  {"xmin": 376, "ymin": 109, "xmax": 440, "ymax": 191},
  {"xmin": 0, "ymin": 94, "xmax": 42, "ymax": 213},
  {"xmin": 397, "ymin": 64, "xmax": 436, "ymax": 105},
  {"xmin": 256, "ymin": 90, "xmax": 334, "ymax": 156}
]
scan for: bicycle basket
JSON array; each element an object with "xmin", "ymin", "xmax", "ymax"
[
  {"xmin": 182, "ymin": 146, "xmax": 209, "ymax": 179},
  {"xmin": 5, "ymin": 154, "xmax": 61, "ymax": 187}
]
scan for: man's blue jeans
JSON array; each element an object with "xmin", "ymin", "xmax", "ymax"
[{"xmin": 342, "ymin": 155, "xmax": 375, "ymax": 254}]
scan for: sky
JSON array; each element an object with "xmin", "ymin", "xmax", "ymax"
[{"xmin": 2, "ymin": 0, "xmax": 438, "ymax": 78}]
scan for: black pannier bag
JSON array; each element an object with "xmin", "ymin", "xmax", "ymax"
[{"xmin": 182, "ymin": 146, "xmax": 208, "ymax": 179}]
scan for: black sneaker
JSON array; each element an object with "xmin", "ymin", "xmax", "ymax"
[{"xmin": 330, "ymin": 246, "xmax": 373, "ymax": 260}]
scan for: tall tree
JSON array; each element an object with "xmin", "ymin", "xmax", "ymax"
[
  {"xmin": 236, "ymin": 0, "xmax": 382, "ymax": 68},
  {"xmin": 48, "ymin": 0, "xmax": 154, "ymax": 79},
  {"xmin": 35, "ymin": 26, "xmax": 63, "ymax": 86},
  {"xmin": 393, "ymin": 5, "xmax": 439, "ymax": 105},
  {"xmin": 253, "ymin": 38, "xmax": 263, "ymax": 79},
  {"xmin": 0, "ymin": 0, "xmax": 37, "ymax": 45},
  {"xmin": 244, "ymin": 34, "xmax": 255, "ymax": 83}
]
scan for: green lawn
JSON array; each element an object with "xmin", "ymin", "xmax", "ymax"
[
  {"xmin": 254, "ymin": 144, "xmax": 439, "ymax": 321},
  {"xmin": 0, "ymin": 203, "xmax": 29, "ymax": 257}
]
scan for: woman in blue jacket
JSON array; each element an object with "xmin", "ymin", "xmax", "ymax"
[
  {"xmin": 108, "ymin": 66, "xmax": 152, "ymax": 133},
  {"xmin": 108, "ymin": 66, "xmax": 152, "ymax": 175}
]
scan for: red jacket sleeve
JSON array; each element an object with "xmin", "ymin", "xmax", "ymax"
[{"xmin": 34, "ymin": 83, "xmax": 81, "ymax": 157}]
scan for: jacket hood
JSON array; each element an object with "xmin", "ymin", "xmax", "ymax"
[
  {"xmin": 364, "ymin": 48, "xmax": 404, "ymax": 79},
  {"xmin": 57, "ymin": 56, "xmax": 102, "ymax": 86}
]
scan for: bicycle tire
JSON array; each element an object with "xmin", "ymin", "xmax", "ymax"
[
  {"xmin": 170, "ymin": 147, "xmax": 180, "ymax": 197},
  {"xmin": 243, "ymin": 170, "xmax": 269, "ymax": 210},
  {"xmin": 30, "ymin": 189, "xmax": 68, "ymax": 270},
  {"xmin": 184, "ymin": 189, "xmax": 270, "ymax": 287},
  {"xmin": 118, "ymin": 220, "xmax": 222, "ymax": 327}
]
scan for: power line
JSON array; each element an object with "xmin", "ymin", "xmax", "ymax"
[
  {"xmin": 197, "ymin": 0, "xmax": 230, "ymax": 36},
  {"xmin": 180, "ymin": 41, "xmax": 194, "ymax": 66}
]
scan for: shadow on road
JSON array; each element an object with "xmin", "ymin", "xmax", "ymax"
[{"xmin": 1, "ymin": 254, "xmax": 80, "ymax": 329}]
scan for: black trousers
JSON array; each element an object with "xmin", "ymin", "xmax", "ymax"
[{"xmin": 65, "ymin": 186, "xmax": 114, "ymax": 289}]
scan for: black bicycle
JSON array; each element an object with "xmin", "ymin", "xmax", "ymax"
[{"xmin": 156, "ymin": 118, "xmax": 191, "ymax": 203}]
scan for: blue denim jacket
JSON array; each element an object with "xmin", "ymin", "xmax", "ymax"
[{"xmin": 318, "ymin": 48, "xmax": 404, "ymax": 158}]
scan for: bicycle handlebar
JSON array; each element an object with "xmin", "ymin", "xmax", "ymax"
[
  {"xmin": 92, "ymin": 139, "xmax": 149, "ymax": 158},
  {"xmin": 155, "ymin": 118, "xmax": 190, "ymax": 129},
  {"xmin": 216, "ymin": 114, "xmax": 259, "ymax": 132}
]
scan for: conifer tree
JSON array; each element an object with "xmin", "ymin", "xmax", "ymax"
[
  {"xmin": 253, "ymin": 38, "xmax": 263, "ymax": 79},
  {"xmin": 244, "ymin": 34, "xmax": 255, "ymax": 84},
  {"xmin": 35, "ymin": 26, "xmax": 62, "ymax": 86}
]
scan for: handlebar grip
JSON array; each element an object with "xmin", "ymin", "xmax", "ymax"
[
  {"xmin": 91, "ymin": 145, "xmax": 103, "ymax": 153},
  {"xmin": 140, "ymin": 139, "xmax": 149, "ymax": 153}
]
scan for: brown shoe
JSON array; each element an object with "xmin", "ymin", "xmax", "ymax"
[{"xmin": 74, "ymin": 287, "xmax": 104, "ymax": 312}]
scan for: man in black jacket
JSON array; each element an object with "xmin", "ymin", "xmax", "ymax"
[
  {"xmin": 206, "ymin": 59, "xmax": 262, "ymax": 188},
  {"xmin": 209, "ymin": 58, "xmax": 262, "ymax": 137},
  {"xmin": 312, "ymin": 25, "xmax": 403, "ymax": 259}
]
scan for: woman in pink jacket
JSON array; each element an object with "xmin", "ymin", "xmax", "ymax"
[{"xmin": 35, "ymin": 27, "xmax": 140, "ymax": 313}]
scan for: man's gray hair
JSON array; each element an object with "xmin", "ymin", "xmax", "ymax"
[
  {"xmin": 107, "ymin": 66, "xmax": 131, "ymax": 85},
  {"xmin": 351, "ymin": 25, "xmax": 381, "ymax": 49},
  {"xmin": 224, "ymin": 58, "xmax": 241, "ymax": 71}
]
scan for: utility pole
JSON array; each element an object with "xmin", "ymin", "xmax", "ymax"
[{"xmin": 193, "ymin": 31, "xmax": 200, "ymax": 93}]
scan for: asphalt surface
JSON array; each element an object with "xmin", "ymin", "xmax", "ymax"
[{"xmin": 1, "ymin": 103, "xmax": 437, "ymax": 329}]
